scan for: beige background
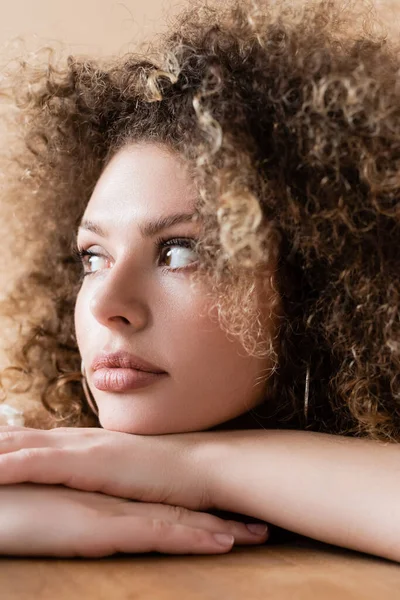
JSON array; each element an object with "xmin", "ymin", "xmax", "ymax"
[
  {"xmin": 0, "ymin": 0, "xmax": 188, "ymax": 57},
  {"xmin": 0, "ymin": 0, "xmax": 398, "ymax": 57}
]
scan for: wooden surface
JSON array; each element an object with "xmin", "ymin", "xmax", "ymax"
[{"xmin": 1, "ymin": 537, "xmax": 399, "ymax": 599}]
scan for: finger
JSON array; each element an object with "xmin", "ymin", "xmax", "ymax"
[
  {"xmin": 78, "ymin": 515, "xmax": 236, "ymax": 556},
  {"xmin": 0, "ymin": 427, "xmax": 95, "ymax": 454},
  {"xmin": 121, "ymin": 502, "xmax": 269, "ymax": 546},
  {"xmin": 0, "ymin": 448, "xmax": 78, "ymax": 486},
  {"xmin": 0, "ymin": 447, "xmax": 119, "ymax": 496},
  {"xmin": 0, "ymin": 499, "xmax": 235, "ymax": 557},
  {"xmin": 0, "ymin": 429, "xmax": 60, "ymax": 453},
  {"xmin": 0, "ymin": 448, "xmax": 126, "ymax": 498},
  {"xmin": 0, "ymin": 427, "xmax": 108, "ymax": 454},
  {"xmin": 174, "ymin": 510, "xmax": 270, "ymax": 546}
]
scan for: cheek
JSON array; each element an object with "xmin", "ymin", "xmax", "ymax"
[
  {"xmin": 74, "ymin": 289, "xmax": 87, "ymax": 352},
  {"xmin": 164, "ymin": 273, "xmax": 278, "ymax": 409},
  {"xmin": 160, "ymin": 297, "xmax": 271, "ymax": 400}
]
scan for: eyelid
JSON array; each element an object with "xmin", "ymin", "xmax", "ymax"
[{"xmin": 73, "ymin": 236, "xmax": 199, "ymax": 276}]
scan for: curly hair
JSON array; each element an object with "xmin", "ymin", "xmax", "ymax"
[{"xmin": 0, "ymin": 0, "xmax": 399, "ymax": 441}]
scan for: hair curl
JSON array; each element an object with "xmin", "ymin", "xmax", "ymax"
[{"xmin": 0, "ymin": 0, "xmax": 399, "ymax": 441}]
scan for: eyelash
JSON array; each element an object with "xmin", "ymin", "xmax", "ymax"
[{"xmin": 71, "ymin": 236, "xmax": 198, "ymax": 279}]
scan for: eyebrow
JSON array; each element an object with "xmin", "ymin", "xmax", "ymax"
[{"xmin": 77, "ymin": 212, "xmax": 199, "ymax": 239}]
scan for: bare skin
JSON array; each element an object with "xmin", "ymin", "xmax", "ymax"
[{"xmin": 0, "ymin": 483, "xmax": 269, "ymax": 557}]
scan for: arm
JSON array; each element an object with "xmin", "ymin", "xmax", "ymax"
[
  {"xmin": 1, "ymin": 425, "xmax": 398, "ymax": 561},
  {"xmin": 195, "ymin": 428, "xmax": 400, "ymax": 563}
]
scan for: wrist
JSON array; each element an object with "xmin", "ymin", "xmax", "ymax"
[
  {"xmin": 188, "ymin": 430, "xmax": 235, "ymax": 511},
  {"xmin": 146, "ymin": 432, "xmax": 216, "ymax": 510}
]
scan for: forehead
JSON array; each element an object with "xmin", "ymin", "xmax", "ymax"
[{"xmin": 87, "ymin": 142, "xmax": 197, "ymax": 218}]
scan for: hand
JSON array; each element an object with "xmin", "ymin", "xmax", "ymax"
[
  {"xmin": 0, "ymin": 425, "xmax": 219, "ymax": 510},
  {"xmin": 0, "ymin": 483, "xmax": 269, "ymax": 557}
]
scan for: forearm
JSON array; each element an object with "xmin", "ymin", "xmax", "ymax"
[{"xmin": 194, "ymin": 429, "xmax": 400, "ymax": 562}]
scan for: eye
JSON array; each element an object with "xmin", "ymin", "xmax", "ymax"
[
  {"xmin": 157, "ymin": 237, "xmax": 198, "ymax": 270},
  {"xmin": 72, "ymin": 236, "xmax": 199, "ymax": 279},
  {"xmin": 72, "ymin": 246, "xmax": 109, "ymax": 278}
]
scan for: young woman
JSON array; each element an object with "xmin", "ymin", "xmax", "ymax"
[{"xmin": 0, "ymin": 0, "xmax": 399, "ymax": 561}]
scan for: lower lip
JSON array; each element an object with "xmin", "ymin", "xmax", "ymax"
[{"xmin": 92, "ymin": 368, "xmax": 168, "ymax": 392}]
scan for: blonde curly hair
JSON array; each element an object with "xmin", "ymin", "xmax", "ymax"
[{"xmin": 0, "ymin": 0, "xmax": 399, "ymax": 441}]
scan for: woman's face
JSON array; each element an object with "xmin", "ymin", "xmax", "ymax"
[{"xmin": 74, "ymin": 142, "xmax": 279, "ymax": 434}]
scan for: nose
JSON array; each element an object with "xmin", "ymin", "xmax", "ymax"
[{"xmin": 89, "ymin": 263, "xmax": 149, "ymax": 331}]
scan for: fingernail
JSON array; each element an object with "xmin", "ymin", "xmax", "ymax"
[
  {"xmin": 246, "ymin": 523, "xmax": 269, "ymax": 536},
  {"xmin": 213, "ymin": 533, "xmax": 235, "ymax": 547}
]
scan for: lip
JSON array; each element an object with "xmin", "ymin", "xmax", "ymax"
[
  {"xmin": 91, "ymin": 350, "xmax": 166, "ymax": 374},
  {"xmin": 92, "ymin": 368, "xmax": 167, "ymax": 392}
]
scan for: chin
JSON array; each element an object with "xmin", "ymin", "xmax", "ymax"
[
  {"xmin": 98, "ymin": 414, "xmax": 151, "ymax": 434},
  {"xmin": 98, "ymin": 411, "xmax": 222, "ymax": 435},
  {"xmin": 97, "ymin": 411, "xmax": 175, "ymax": 435}
]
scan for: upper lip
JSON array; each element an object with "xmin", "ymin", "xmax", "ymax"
[{"xmin": 91, "ymin": 351, "xmax": 167, "ymax": 374}]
